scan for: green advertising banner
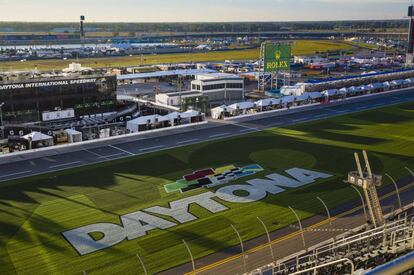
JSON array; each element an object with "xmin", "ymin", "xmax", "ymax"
[{"xmin": 264, "ymin": 44, "xmax": 291, "ymax": 72}]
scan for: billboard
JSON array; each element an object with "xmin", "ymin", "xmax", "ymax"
[{"xmin": 264, "ymin": 44, "xmax": 291, "ymax": 72}]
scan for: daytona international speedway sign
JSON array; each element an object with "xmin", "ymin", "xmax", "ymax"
[{"xmin": 63, "ymin": 167, "xmax": 332, "ymax": 255}]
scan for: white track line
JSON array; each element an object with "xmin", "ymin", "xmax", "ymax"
[
  {"xmin": 108, "ymin": 145, "xmax": 135, "ymax": 156},
  {"xmin": 84, "ymin": 149, "xmax": 109, "ymax": 160},
  {"xmin": 209, "ymin": 133, "xmax": 230, "ymax": 138},
  {"xmin": 239, "ymin": 128, "xmax": 256, "ymax": 133},
  {"xmin": 176, "ymin": 139, "xmax": 199, "ymax": 145},
  {"xmin": 139, "ymin": 145, "xmax": 164, "ymax": 152},
  {"xmin": 49, "ymin": 161, "xmax": 82, "ymax": 169},
  {"xmin": 0, "ymin": 170, "xmax": 33, "ymax": 179}
]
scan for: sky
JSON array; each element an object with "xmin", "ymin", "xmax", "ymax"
[{"xmin": 0, "ymin": 0, "xmax": 410, "ymax": 22}]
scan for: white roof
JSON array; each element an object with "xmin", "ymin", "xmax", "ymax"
[
  {"xmin": 23, "ymin": 131, "xmax": 53, "ymax": 142},
  {"xmin": 323, "ymin": 89, "xmax": 338, "ymax": 96},
  {"xmin": 163, "ymin": 112, "xmax": 180, "ymax": 120},
  {"xmin": 128, "ymin": 114, "xmax": 162, "ymax": 125},
  {"xmin": 256, "ymin": 98, "xmax": 282, "ymax": 107},
  {"xmin": 64, "ymin": 129, "xmax": 82, "ymax": 135},
  {"xmin": 307, "ymin": 92, "xmax": 323, "ymax": 99},
  {"xmin": 281, "ymin": 95, "xmax": 295, "ymax": 103},
  {"xmin": 228, "ymin": 101, "xmax": 255, "ymax": 110},
  {"xmin": 196, "ymin": 72, "xmax": 241, "ymax": 80},
  {"xmin": 180, "ymin": 110, "xmax": 201, "ymax": 118},
  {"xmin": 117, "ymin": 69, "xmax": 217, "ymax": 80}
]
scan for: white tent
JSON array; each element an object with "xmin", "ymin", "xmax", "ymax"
[
  {"xmin": 180, "ymin": 110, "xmax": 201, "ymax": 119},
  {"xmin": 255, "ymin": 99, "xmax": 273, "ymax": 107},
  {"xmin": 65, "ymin": 129, "xmax": 82, "ymax": 143},
  {"xmin": 23, "ymin": 131, "xmax": 54, "ymax": 148},
  {"xmin": 338, "ymin": 88, "xmax": 348, "ymax": 95},
  {"xmin": 127, "ymin": 114, "xmax": 163, "ymax": 133},
  {"xmin": 295, "ymin": 94, "xmax": 310, "ymax": 102},
  {"xmin": 228, "ymin": 101, "xmax": 255, "ymax": 110},
  {"xmin": 307, "ymin": 92, "xmax": 323, "ymax": 99},
  {"xmin": 163, "ymin": 112, "xmax": 181, "ymax": 125},
  {"xmin": 322, "ymin": 89, "xmax": 338, "ymax": 97},
  {"xmin": 281, "ymin": 95, "xmax": 295, "ymax": 104},
  {"xmin": 211, "ymin": 105, "xmax": 227, "ymax": 119}
]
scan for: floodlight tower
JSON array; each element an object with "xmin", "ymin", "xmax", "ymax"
[
  {"xmin": 407, "ymin": 5, "xmax": 414, "ymax": 65},
  {"xmin": 80, "ymin": 15, "xmax": 86, "ymax": 44},
  {"xmin": 346, "ymin": 151, "xmax": 384, "ymax": 227}
]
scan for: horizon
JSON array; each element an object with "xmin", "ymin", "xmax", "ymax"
[{"xmin": 0, "ymin": 0, "xmax": 409, "ymax": 22}]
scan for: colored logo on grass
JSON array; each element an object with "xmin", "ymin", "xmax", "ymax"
[{"xmin": 164, "ymin": 164, "xmax": 264, "ymax": 193}]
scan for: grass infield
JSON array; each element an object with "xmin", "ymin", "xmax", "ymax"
[
  {"xmin": 1, "ymin": 102, "xmax": 414, "ymax": 274},
  {"xmin": 0, "ymin": 40, "xmax": 354, "ymax": 71}
]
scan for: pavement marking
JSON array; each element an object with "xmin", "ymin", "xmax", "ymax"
[
  {"xmin": 98, "ymin": 153, "xmax": 125, "ymax": 159},
  {"xmin": 0, "ymin": 170, "xmax": 33, "ymax": 179},
  {"xmin": 84, "ymin": 149, "xmax": 109, "ymax": 160},
  {"xmin": 49, "ymin": 161, "xmax": 82, "ymax": 169},
  {"xmin": 176, "ymin": 139, "xmax": 199, "ymax": 145},
  {"xmin": 209, "ymin": 133, "xmax": 230, "ymax": 138},
  {"xmin": 108, "ymin": 145, "xmax": 135, "ymax": 156},
  {"xmin": 236, "ymin": 124, "xmax": 260, "ymax": 132},
  {"xmin": 139, "ymin": 145, "xmax": 164, "ymax": 152},
  {"xmin": 239, "ymin": 128, "xmax": 256, "ymax": 133},
  {"xmin": 187, "ymin": 180, "xmax": 414, "ymax": 275}
]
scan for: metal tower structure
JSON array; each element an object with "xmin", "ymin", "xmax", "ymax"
[
  {"xmin": 80, "ymin": 15, "xmax": 86, "ymax": 45},
  {"xmin": 407, "ymin": 5, "xmax": 414, "ymax": 65},
  {"xmin": 258, "ymin": 42, "xmax": 292, "ymax": 92},
  {"xmin": 347, "ymin": 151, "xmax": 384, "ymax": 227},
  {"xmin": 258, "ymin": 43, "xmax": 273, "ymax": 92}
]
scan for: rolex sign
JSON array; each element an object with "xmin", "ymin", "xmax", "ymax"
[{"xmin": 264, "ymin": 44, "xmax": 291, "ymax": 72}]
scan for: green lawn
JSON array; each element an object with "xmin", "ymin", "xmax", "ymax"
[
  {"xmin": 0, "ymin": 40, "xmax": 354, "ymax": 71},
  {"xmin": 1, "ymin": 102, "xmax": 414, "ymax": 274}
]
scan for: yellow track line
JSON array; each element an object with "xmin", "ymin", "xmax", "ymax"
[{"xmin": 185, "ymin": 181, "xmax": 414, "ymax": 275}]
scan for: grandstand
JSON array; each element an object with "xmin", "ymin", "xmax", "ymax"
[{"xmin": 249, "ymin": 206, "xmax": 414, "ymax": 275}]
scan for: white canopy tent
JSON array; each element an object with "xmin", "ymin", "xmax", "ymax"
[
  {"xmin": 65, "ymin": 129, "xmax": 82, "ymax": 143},
  {"xmin": 211, "ymin": 105, "xmax": 227, "ymax": 120},
  {"xmin": 127, "ymin": 114, "xmax": 163, "ymax": 133},
  {"xmin": 23, "ymin": 132, "xmax": 54, "ymax": 148}
]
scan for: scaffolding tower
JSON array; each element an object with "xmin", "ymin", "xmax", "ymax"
[
  {"xmin": 258, "ymin": 42, "xmax": 292, "ymax": 92},
  {"xmin": 347, "ymin": 151, "xmax": 384, "ymax": 227}
]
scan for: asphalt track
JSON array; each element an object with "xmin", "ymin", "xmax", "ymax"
[
  {"xmin": 1, "ymin": 88, "xmax": 414, "ymax": 183},
  {"xmin": 162, "ymin": 176, "xmax": 414, "ymax": 275}
]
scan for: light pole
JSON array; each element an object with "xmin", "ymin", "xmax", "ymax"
[
  {"xmin": 385, "ymin": 173, "xmax": 402, "ymax": 209},
  {"xmin": 351, "ymin": 185, "xmax": 368, "ymax": 221},
  {"xmin": 182, "ymin": 239, "xmax": 196, "ymax": 274},
  {"xmin": 231, "ymin": 224, "xmax": 247, "ymax": 272},
  {"xmin": 288, "ymin": 206, "xmax": 306, "ymax": 250},
  {"xmin": 136, "ymin": 253, "xmax": 148, "ymax": 275},
  {"xmin": 317, "ymin": 196, "xmax": 333, "ymax": 229},
  {"xmin": 257, "ymin": 216, "xmax": 275, "ymax": 262},
  {"xmin": 405, "ymin": 167, "xmax": 414, "ymax": 177}
]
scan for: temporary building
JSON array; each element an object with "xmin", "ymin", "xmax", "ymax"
[
  {"xmin": 295, "ymin": 94, "xmax": 310, "ymax": 102},
  {"xmin": 227, "ymin": 101, "xmax": 256, "ymax": 116},
  {"xmin": 65, "ymin": 129, "xmax": 82, "ymax": 143},
  {"xmin": 211, "ymin": 105, "xmax": 227, "ymax": 119},
  {"xmin": 338, "ymin": 88, "xmax": 348, "ymax": 95},
  {"xmin": 307, "ymin": 92, "xmax": 323, "ymax": 99},
  {"xmin": 180, "ymin": 110, "xmax": 204, "ymax": 123},
  {"xmin": 321, "ymin": 89, "xmax": 338, "ymax": 97},
  {"xmin": 163, "ymin": 112, "xmax": 181, "ymax": 126},
  {"xmin": 23, "ymin": 131, "xmax": 54, "ymax": 149},
  {"xmin": 281, "ymin": 95, "xmax": 295, "ymax": 104},
  {"xmin": 127, "ymin": 114, "xmax": 163, "ymax": 133}
]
